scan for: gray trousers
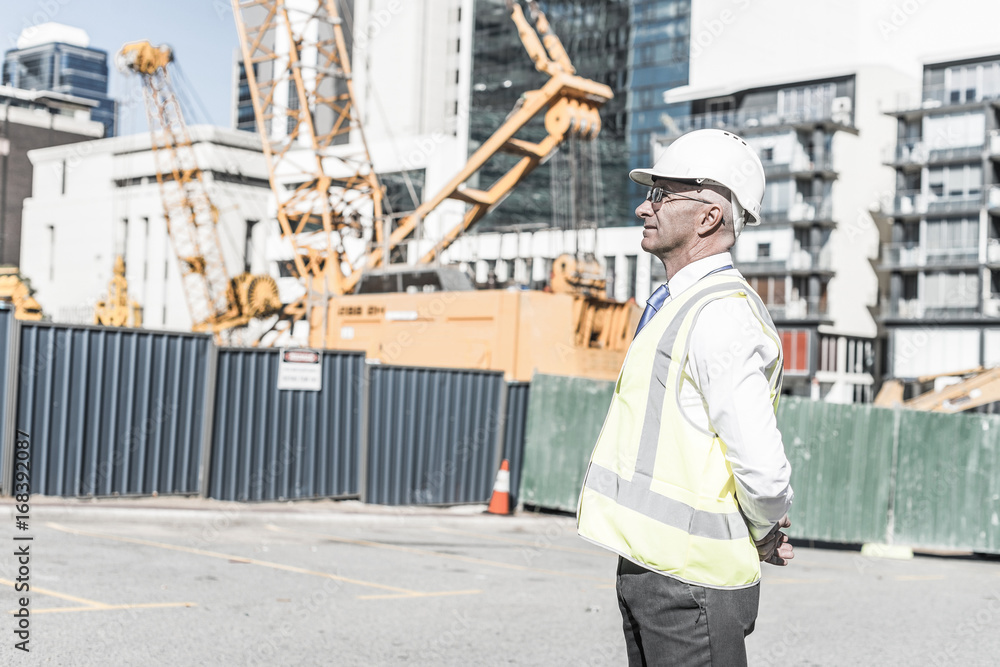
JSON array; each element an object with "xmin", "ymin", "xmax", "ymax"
[{"xmin": 616, "ymin": 557, "xmax": 760, "ymax": 667}]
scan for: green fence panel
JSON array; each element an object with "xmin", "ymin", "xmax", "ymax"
[
  {"xmin": 777, "ymin": 398, "xmax": 896, "ymax": 545},
  {"xmin": 893, "ymin": 410, "xmax": 1000, "ymax": 553},
  {"xmin": 519, "ymin": 374, "xmax": 614, "ymax": 512}
]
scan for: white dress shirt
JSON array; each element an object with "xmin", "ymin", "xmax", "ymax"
[{"xmin": 655, "ymin": 251, "xmax": 794, "ymax": 541}]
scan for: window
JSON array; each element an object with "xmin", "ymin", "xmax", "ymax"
[
  {"xmin": 47, "ymin": 225, "xmax": 56, "ymax": 281},
  {"xmin": 780, "ymin": 329, "xmax": 810, "ymax": 374},
  {"xmin": 626, "ymin": 255, "xmax": 637, "ymax": 300},
  {"xmin": 605, "ymin": 255, "xmax": 616, "ymax": 299},
  {"xmin": 760, "ymin": 147, "xmax": 774, "ymax": 163},
  {"xmin": 923, "ymin": 271, "xmax": 977, "ymax": 307},
  {"xmin": 757, "ymin": 243, "xmax": 771, "ymax": 259}
]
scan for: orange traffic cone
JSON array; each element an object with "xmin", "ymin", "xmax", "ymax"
[{"xmin": 487, "ymin": 459, "xmax": 511, "ymax": 515}]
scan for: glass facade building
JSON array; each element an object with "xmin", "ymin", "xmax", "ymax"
[
  {"xmin": 2, "ymin": 42, "xmax": 115, "ymax": 136},
  {"xmin": 469, "ymin": 0, "xmax": 690, "ymax": 231}
]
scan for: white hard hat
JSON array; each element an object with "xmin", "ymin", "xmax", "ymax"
[{"xmin": 630, "ymin": 129, "xmax": 765, "ymax": 237}]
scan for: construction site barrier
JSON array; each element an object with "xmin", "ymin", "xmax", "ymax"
[
  {"xmin": 207, "ymin": 348, "xmax": 365, "ymax": 502},
  {"xmin": 519, "ymin": 374, "xmax": 614, "ymax": 512},
  {"xmin": 364, "ymin": 365, "xmax": 505, "ymax": 506},
  {"xmin": 502, "ymin": 382, "xmax": 531, "ymax": 509},
  {"xmin": 517, "ymin": 378, "xmax": 1000, "ymax": 555},
  {"xmin": 0, "ymin": 306, "xmax": 17, "ymax": 496},
  {"xmin": 892, "ymin": 409, "xmax": 1000, "ymax": 553},
  {"xmin": 13, "ymin": 321, "xmax": 212, "ymax": 497}
]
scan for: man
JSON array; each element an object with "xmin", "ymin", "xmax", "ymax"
[{"xmin": 577, "ymin": 128, "xmax": 795, "ymax": 666}]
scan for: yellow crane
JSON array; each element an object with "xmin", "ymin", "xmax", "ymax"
[
  {"xmin": 230, "ymin": 0, "xmax": 638, "ymax": 380},
  {"xmin": 117, "ymin": 41, "xmax": 282, "ymax": 336}
]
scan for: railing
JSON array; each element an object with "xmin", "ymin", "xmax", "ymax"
[
  {"xmin": 885, "ymin": 140, "xmax": 925, "ymax": 164},
  {"xmin": 890, "ymin": 189, "xmax": 984, "ymax": 216},
  {"xmin": 989, "ymin": 185, "xmax": 1000, "ymax": 211},
  {"xmin": 661, "ymin": 101, "xmax": 854, "ymax": 137},
  {"xmin": 767, "ymin": 298, "xmax": 828, "ymax": 320},
  {"xmin": 763, "ymin": 196, "xmax": 833, "ymax": 223},
  {"xmin": 880, "ymin": 243, "xmax": 979, "ymax": 268},
  {"xmin": 888, "ymin": 141, "xmax": 985, "ymax": 164},
  {"xmin": 889, "ymin": 84, "xmax": 1000, "ymax": 113},
  {"xmin": 883, "ymin": 300, "xmax": 980, "ymax": 319},
  {"xmin": 762, "ymin": 155, "xmax": 835, "ymax": 176}
]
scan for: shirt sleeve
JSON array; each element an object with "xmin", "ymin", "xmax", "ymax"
[{"xmin": 688, "ymin": 297, "xmax": 794, "ymax": 541}]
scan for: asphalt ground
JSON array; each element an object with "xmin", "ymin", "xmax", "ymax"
[{"xmin": 0, "ymin": 498, "xmax": 998, "ymax": 666}]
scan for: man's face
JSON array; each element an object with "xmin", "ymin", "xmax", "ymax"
[{"xmin": 635, "ymin": 179, "xmax": 706, "ymax": 257}]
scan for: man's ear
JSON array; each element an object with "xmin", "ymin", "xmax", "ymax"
[{"xmin": 696, "ymin": 204, "xmax": 725, "ymax": 237}]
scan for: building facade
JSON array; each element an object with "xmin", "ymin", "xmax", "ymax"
[
  {"xmin": 2, "ymin": 24, "xmax": 116, "ymax": 137},
  {"xmin": 467, "ymin": 0, "xmax": 691, "ymax": 231},
  {"xmin": 0, "ymin": 86, "xmax": 104, "ymax": 268},
  {"xmin": 20, "ymin": 126, "xmax": 273, "ymax": 331},
  {"xmin": 880, "ymin": 54, "xmax": 1000, "ymax": 379}
]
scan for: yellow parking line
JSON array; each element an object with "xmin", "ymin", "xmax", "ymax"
[
  {"xmin": 31, "ymin": 602, "xmax": 196, "ymax": 615},
  {"xmin": 430, "ymin": 526, "xmax": 609, "ymax": 557},
  {"xmin": 357, "ymin": 590, "xmax": 483, "ymax": 601},
  {"xmin": 0, "ymin": 578, "xmax": 109, "ymax": 608},
  {"xmin": 0, "ymin": 578, "xmax": 196, "ymax": 615},
  {"xmin": 47, "ymin": 522, "xmax": 417, "ymax": 596},
  {"xmin": 267, "ymin": 524, "xmax": 610, "ymax": 584},
  {"xmin": 46, "ymin": 522, "xmax": 480, "ymax": 600}
]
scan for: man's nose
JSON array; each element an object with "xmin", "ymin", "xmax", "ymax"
[{"xmin": 635, "ymin": 198, "xmax": 653, "ymax": 218}]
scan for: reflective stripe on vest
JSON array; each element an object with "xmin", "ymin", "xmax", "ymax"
[{"xmin": 577, "ymin": 274, "xmax": 783, "ymax": 589}]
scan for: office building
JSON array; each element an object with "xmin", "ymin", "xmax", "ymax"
[
  {"xmin": 0, "ymin": 86, "xmax": 104, "ymax": 267},
  {"xmin": 20, "ymin": 126, "xmax": 272, "ymax": 330},
  {"xmin": 467, "ymin": 0, "xmax": 690, "ymax": 231},
  {"xmin": 2, "ymin": 23, "xmax": 116, "ymax": 137}
]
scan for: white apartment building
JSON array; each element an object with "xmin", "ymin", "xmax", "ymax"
[
  {"xmin": 441, "ymin": 0, "xmax": 1000, "ymax": 402},
  {"xmin": 21, "ymin": 126, "xmax": 272, "ymax": 331},
  {"xmin": 880, "ymin": 52, "xmax": 1000, "ymax": 379}
]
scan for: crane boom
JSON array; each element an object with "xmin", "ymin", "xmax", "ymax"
[
  {"xmin": 118, "ymin": 41, "xmax": 281, "ymax": 335},
  {"xmin": 118, "ymin": 42, "xmax": 231, "ymax": 329},
  {"xmin": 233, "ymin": 0, "xmax": 613, "ymax": 319},
  {"xmin": 231, "ymin": 0, "xmax": 385, "ymax": 336}
]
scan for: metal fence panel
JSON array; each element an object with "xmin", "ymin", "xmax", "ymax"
[
  {"xmin": 502, "ymin": 382, "xmax": 530, "ymax": 508},
  {"xmin": 0, "ymin": 306, "xmax": 16, "ymax": 496},
  {"xmin": 777, "ymin": 397, "xmax": 896, "ymax": 545},
  {"xmin": 365, "ymin": 366, "xmax": 504, "ymax": 506},
  {"xmin": 15, "ymin": 323, "xmax": 211, "ymax": 497},
  {"xmin": 207, "ymin": 349, "xmax": 364, "ymax": 501},
  {"xmin": 519, "ymin": 374, "xmax": 614, "ymax": 512},
  {"xmin": 893, "ymin": 410, "xmax": 1000, "ymax": 553}
]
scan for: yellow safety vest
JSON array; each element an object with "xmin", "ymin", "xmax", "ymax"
[{"xmin": 577, "ymin": 274, "xmax": 782, "ymax": 589}]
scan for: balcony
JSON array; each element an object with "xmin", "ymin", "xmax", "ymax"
[
  {"xmin": 880, "ymin": 243, "xmax": 979, "ymax": 269},
  {"xmin": 764, "ymin": 196, "xmax": 834, "ymax": 225},
  {"xmin": 762, "ymin": 154, "xmax": 835, "ymax": 178},
  {"xmin": 887, "ymin": 84, "xmax": 1000, "ymax": 114},
  {"xmin": 886, "ymin": 141, "xmax": 986, "ymax": 166},
  {"xmin": 883, "ymin": 299, "xmax": 981, "ymax": 320},
  {"xmin": 766, "ymin": 298, "xmax": 828, "ymax": 321},
  {"xmin": 663, "ymin": 100, "xmax": 855, "ymax": 137},
  {"xmin": 890, "ymin": 189, "xmax": 984, "ymax": 217},
  {"xmin": 989, "ymin": 186, "xmax": 1000, "ymax": 213},
  {"xmin": 739, "ymin": 246, "xmax": 833, "ymax": 275}
]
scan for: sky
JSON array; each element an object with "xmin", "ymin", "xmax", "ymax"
[{"xmin": 4, "ymin": 0, "xmax": 242, "ymax": 135}]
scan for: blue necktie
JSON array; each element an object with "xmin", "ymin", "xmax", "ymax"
[{"xmin": 635, "ymin": 283, "xmax": 670, "ymax": 338}]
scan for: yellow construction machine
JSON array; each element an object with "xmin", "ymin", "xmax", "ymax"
[
  {"xmin": 227, "ymin": 0, "xmax": 638, "ymax": 380},
  {"xmin": 0, "ymin": 267, "xmax": 42, "ymax": 321},
  {"xmin": 117, "ymin": 41, "xmax": 282, "ymax": 338},
  {"xmin": 874, "ymin": 366, "xmax": 1000, "ymax": 413},
  {"xmin": 94, "ymin": 256, "xmax": 143, "ymax": 327}
]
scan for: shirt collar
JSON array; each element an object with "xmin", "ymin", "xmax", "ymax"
[{"xmin": 664, "ymin": 252, "xmax": 736, "ymax": 298}]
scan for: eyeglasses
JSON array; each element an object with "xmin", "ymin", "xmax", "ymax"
[{"xmin": 645, "ymin": 187, "xmax": 713, "ymax": 206}]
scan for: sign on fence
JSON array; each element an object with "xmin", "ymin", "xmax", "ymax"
[{"xmin": 277, "ymin": 348, "xmax": 323, "ymax": 391}]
